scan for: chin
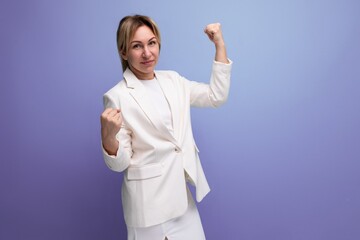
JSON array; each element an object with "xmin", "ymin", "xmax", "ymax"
[{"xmin": 142, "ymin": 67, "xmax": 155, "ymax": 73}]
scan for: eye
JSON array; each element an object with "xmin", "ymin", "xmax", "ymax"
[
  {"xmin": 149, "ymin": 40, "xmax": 157, "ymax": 46},
  {"xmin": 132, "ymin": 44, "xmax": 142, "ymax": 49}
]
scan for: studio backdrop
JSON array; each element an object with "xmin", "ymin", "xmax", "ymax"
[{"xmin": 1, "ymin": 0, "xmax": 359, "ymax": 239}]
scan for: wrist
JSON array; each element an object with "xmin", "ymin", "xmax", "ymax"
[
  {"xmin": 214, "ymin": 39, "xmax": 226, "ymax": 49},
  {"xmin": 103, "ymin": 138, "xmax": 119, "ymax": 156}
]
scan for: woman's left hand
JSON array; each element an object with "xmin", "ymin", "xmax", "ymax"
[
  {"xmin": 204, "ymin": 23, "xmax": 229, "ymax": 64},
  {"xmin": 204, "ymin": 23, "xmax": 225, "ymax": 46}
]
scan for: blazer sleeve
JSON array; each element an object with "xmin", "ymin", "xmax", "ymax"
[
  {"xmin": 188, "ymin": 59, "xmax": 232, "ymax": 108},
  {"xmin": 101, "ymin": 92, "xmax": 133, "ymax": 172}
]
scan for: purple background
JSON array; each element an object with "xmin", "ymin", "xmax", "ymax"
[{"xmin": 1, "ymin": 0, "xmax": 359, "ymax": 239}]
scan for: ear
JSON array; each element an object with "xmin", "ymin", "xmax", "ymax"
[{"xmin": 120, "ymin": 51, "xmax": 128, "ymax": 60}]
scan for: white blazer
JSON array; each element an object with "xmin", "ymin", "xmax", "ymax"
[{"xmin": 102, "ymin": 60, "xmax": 232, "ymax": 227}]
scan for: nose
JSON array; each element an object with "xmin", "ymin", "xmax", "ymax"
[{"xmin": 142, "ymin": 46, "xmax": 151, "ymax": 58}]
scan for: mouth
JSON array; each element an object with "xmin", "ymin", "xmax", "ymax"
[{"xmin": 141, "ymin": 60, "xmax": 154, "ymax": 65}]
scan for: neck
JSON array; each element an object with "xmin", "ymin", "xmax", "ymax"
[{"xmin": 129, "ymin": 67, "xmax": 154, "ymax": 80}]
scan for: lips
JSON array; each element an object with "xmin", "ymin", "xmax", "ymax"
[{"xmin": 141, "ymin": 60, "xmax": 154, "ymax": 65}]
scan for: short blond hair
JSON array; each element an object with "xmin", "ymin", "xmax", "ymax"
[{"xmin": 116, "ymin": 15, "xmax": 161, "ymax": 72}]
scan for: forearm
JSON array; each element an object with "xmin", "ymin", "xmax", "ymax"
[
  {"xmin": 214, "ymin": 40, "xmax": 230, "ymax": 64},
  {"xmin": 102, "ymin": 143, "xmax": 131, "ymax": 172},
  {"xmin": 101, "ymin": 127, "xmax": 133, "ymax": 172},
  {"xmin": 102, "ymin": 136, "xmax": 119, "ymax": 156}
]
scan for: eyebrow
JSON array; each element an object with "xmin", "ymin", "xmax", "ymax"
[{"xmin": 130, "ymin": 37, "xmax": 157, "ymax": 45}]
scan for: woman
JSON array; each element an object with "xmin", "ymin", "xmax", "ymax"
[{"xmin": 100, "ymin": 15, "xmax": 232, "ymax": 240}]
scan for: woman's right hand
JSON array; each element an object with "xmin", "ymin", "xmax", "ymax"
[{"xmin": 101, "ymin": 108, "xmax": 122, "ymax": 155}]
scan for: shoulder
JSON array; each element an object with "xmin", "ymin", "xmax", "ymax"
[
  {"xmin": 104, "ymin": 80, "xmax": 127, "ymax": 97},
  {"xmin": 155, "ymin": 70, "xmax": 188, "ymax": 87},
  {"xmin": 102, "ymin": 80, "xmax": 127, "ymax": 108},
  {"xmin": 155, "ymin": 70, "xmax": 180, "ymax": 79}
]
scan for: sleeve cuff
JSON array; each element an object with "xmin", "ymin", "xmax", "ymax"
[{"xmin": 214, "ymin": 58, "xmax": 233, "ymax": 65}]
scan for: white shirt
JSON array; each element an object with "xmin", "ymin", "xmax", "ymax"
[{"xmin": 141, "ymin": 78, "xmax": 174, "ymax": 135}]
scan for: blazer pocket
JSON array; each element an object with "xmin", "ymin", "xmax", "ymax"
[{"xmin": 127, "ymin": 163, "xmax": 163, "ymax": 181}]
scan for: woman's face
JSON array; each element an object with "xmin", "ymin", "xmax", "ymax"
[{"xmin": 123, "ymin": 25, "xmax": 160, "ymax": 80}]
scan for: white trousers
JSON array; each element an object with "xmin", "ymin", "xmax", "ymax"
[{"xmin": 127, "ymin": 190, "xmax": 206, "ymax": 240}]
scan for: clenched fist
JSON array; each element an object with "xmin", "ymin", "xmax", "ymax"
[
  {"xmin": 204, "ymin": 23, "xmax": 229, "ymax": 64},
  {"xmin": 101, "ymin": 108, "xmax": 122, "ymax": 155},
  {"xmin": 204, "ymin": 23, "xmax": 224, "ymax": 45}
]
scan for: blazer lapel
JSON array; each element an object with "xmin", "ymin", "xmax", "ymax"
[
  {"xmin": 124, "ymin": 69, "xmax": 180, "ymax": 147},
  {"xmin": 156, "ymin": 72, "xmax": 181, "ymax": 142}
]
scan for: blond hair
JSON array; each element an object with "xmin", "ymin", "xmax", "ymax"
[{"xmin": 116, "ymin": 15, "xmax": 161, "ymax": 72}]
